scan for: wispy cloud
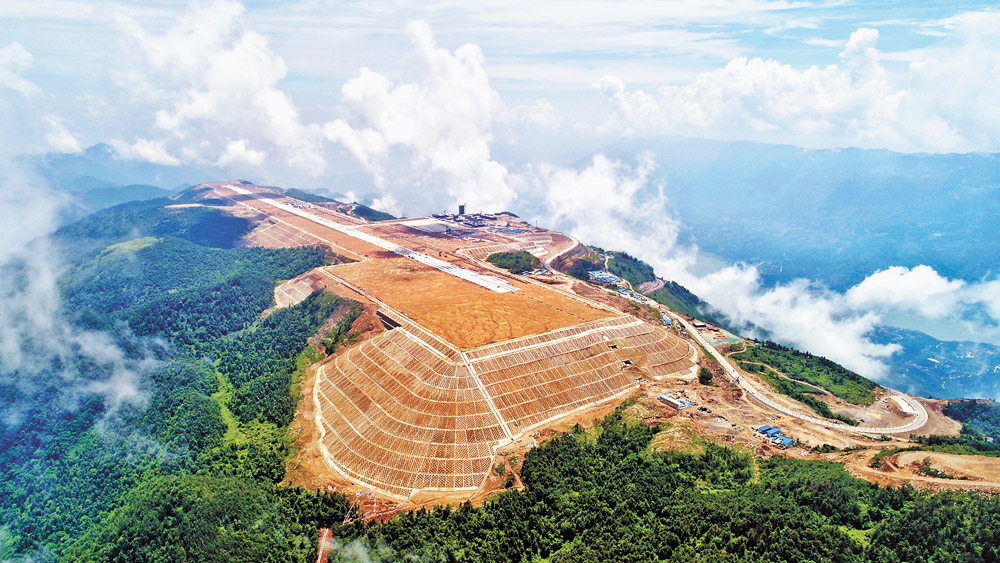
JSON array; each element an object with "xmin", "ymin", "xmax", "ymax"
[{"xmin": 0, "ymin": 42, "xmax": 41, "ymax": 96}]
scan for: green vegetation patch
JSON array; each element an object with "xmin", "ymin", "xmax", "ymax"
[
  {"xmin": 100, "ymin": 235, "xmax": 161, "ymax": 254},
  {"xmin": 915, "ymin": 458, "xmax": 966, "ymax": 480},
  {"xmin": 736, "ymin": 359, "xmax": 859, "ymax": 425},
  {"xmin": 733, "ymin": 340, "xmax": 878, "ymax": 405},
  {"xmin": 486, "ymin": 250, "xmax": 541, "ymax": 273},
  {"xmin": 606, "ymin": 251, "xmax": 656, "ymax": 286},
  {"xmin": 351, "ymin": 203, "xmax": 395, "ymax": 221},
  {"xmin": 698, "ymin": 366, "xmax": 715, "ymax": 386},
  {"xmin": 283, "ymin": 187, "xmax": 336, "ymax": 203}
]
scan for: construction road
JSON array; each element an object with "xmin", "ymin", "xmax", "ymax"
[{"xmin": 668, "ymin": 313, "xmax": 929, "ymax": 435}]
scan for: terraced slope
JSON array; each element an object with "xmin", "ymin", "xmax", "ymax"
[{"xmin": 314, "ymin": 315, "xmax": 694, "ymax": 499}]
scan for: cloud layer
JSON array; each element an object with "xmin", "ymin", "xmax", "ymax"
[
  {"xmin": 0, "ymin": 167, "xmax": 153, "ymax": 424},
  {"xmin": 529, "ymin": 154, "xmax": 1000, "ymax": 388},
  {"xmin": 3, "ymin": 3, "xmax": 998, "ymax": 394},
  {"xmin": 598, "ymin": 14, "xmax": 1000, "ymax": 153}
]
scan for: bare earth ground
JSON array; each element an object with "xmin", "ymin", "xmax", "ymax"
[
  {"xmin": 206, "ymin": 182, "xmax": 994, "ymax": 508},
  {"xmin": 914, "ymin": 398, "xmax": 963, "ymax": 437},
  {"xmin": 323, "ymin": 254, "xmax": 612, "ymax": 349},
  {"xmin": 843, "ymin": 450, "xmax": 1000, "ymax": 493}
]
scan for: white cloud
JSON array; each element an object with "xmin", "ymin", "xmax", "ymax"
[
  {"xmin": 112, "ymin": 0, "xmax": 324, "ymax": 174},
  {"xmin": 0, "ymin": 167, "xmax": 153, "ymax": 418},
  {"xmin": 112, "ymin": 137, "xmax": 181, "ymax": 166},
  {"xmin": 598, "ymin": 13, "xmax": 1000, "ymax": 153},
  {"xmin": 529, "ymin": 154, "xmax": 1000, "ymax": 387},
  {"xmin": 530, "ymin": 154, "xmax": 902, "ymax": 380},
  {"xmin": 0, "ymin": 41, "xmax": 41, "ymax": 96},
  {"xmin": 695, "ymin": 266, "xmax": 902, "ymax": 380},
  {"xmin": 323, "ymin": 20, "xmax": 515, "ymax": 215},
  {"xmin": 0, "ymin": 46, "xmax": 85, "ymax": 156},
  {"xmin": 528, "ymin": 153, "xmax": 696, "ymax": 276},
  {"xmin": 41, "ymin": 114, "xmax": 82, "ymax": 153},
  {"xmin": 846, "ymin": 265, "xmax": 966, "ymax": 318},
  {"xmin": 216, "ymin": 138, "xmax": 265, "ymax": 167}
]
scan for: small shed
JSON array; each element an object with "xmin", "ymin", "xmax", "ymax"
[{"xmin": 657, "ymin": 395, "xmax": 687, "ymax": 410}]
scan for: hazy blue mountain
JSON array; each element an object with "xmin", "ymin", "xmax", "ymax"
[
  {"xmin": 15, "ymin": 144, "xmax": 212, "ymax": 223},
  {"xmin": 78, "ymin": 184, "xmax": 171, "ymax": 210},
  {"xmin": 603, "ymin": 138, "xmax": 1000, "ymax": 291},
  {"xmin": 23, "ymin": 143, "xmax": 209, "ymax": 194},
  {"xmin": 874, "ymin": 326, "xmax": 1000, "ymax": 400}
]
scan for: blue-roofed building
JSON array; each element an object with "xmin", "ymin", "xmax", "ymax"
[
  {"xmin": 588, "ymin": 270, "xmax": 623, "ymax": 284},
  {"xmin": 778, "ymin": 436, "xmax": 796, "ymax": 449},
  {"xmin": 765, "ymin": 427, "xmax": 781, "ymax": 438},
  {"xmin": 663, "ymin": 318, "xmax": 672, "ymax": 326},
  {"xmin": 757, "ymin": 425, "xmax": 772, "ymax": 433}
]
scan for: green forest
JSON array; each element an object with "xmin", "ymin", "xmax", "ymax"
[
  {"xmin": 487, "ymin": 250, "xmax": 541, "ymax": 273},
  {"xmin": 908, "ymin": 400, "xmax": 1000, "ymax": 457},
  {"xmin": 606, "ymin": 251, "xmax": 656, "ymax": 286},
  {"xmin": 731, "ymin": 341, "xmax": 879, "ymax": 405},
  {"xmin": 0, "ymin": 199, "xmax": 355, "ymax": 561},
  {"xmin": 2, "ymin": 196, "xmax": 999, "ymax": 562},
  {"xmin": 351, "ymin": 203, "xmax": 395, "ymax": 221}
]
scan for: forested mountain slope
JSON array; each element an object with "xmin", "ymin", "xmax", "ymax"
[{"xmin": 0, "ymin": 200, "xmax": 353, "ymax": 561}]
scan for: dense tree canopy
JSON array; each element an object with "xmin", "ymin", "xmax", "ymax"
[{"xmin": 606, "ymin": 251, "xmax": 656, "ymax": 286}]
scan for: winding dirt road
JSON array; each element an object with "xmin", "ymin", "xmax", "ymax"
[{"xmin": 670, "ymin": 313, "xmax": 928, "ymax": 435}]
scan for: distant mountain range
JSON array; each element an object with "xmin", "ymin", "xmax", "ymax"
[
  {"xmin": 23, "ymin": 143, "xmax": 208, "ymax": 193},
  {"xmin": 871, "ymin": 326, "xmax": 1000, "ymax": 400},
  {"xmin": 14, "ymin": 143, "xmax": 205, "ymax": 223},
  {"xmin": 627, "ymin": 139, "xmax": 999, "ymax": 291}
]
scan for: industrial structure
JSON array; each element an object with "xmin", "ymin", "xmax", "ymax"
[{"xmin": 756, "ymin": 425, "xmax": 796, "ymax": 449}]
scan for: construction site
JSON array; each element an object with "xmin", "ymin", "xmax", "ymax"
[
  {"xmin": 191, "ymin": 181, "xmax": 1000, "ymax": 518},
  {"xmin": 198, "ymin": 182, "xmax": 698, "ymax": 507}
]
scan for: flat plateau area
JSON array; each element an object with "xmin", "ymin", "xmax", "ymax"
[{"xmin": 207, "ymin": 182, "xmax": 695, "ymax": 503}]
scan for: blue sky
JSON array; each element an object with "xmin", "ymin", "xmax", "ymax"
[
  {"xmin": 2, "ymin": 0, "xmax": 999, "ymax": 160},
  {"xmin": 1, "ymin": 1, "xmax": 999, "ymax": 390}
]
